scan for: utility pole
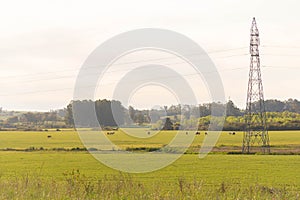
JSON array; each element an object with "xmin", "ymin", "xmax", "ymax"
[{"xmin": 242, "ymin": 17, "xmax": 270, "ymax": 154}]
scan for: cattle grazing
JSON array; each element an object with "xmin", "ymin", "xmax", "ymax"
[
  {"xmin": 186, "ymin": 132, "xmax": 188, "ymax": 135},
  {"xmin": 47, "ymin": 135, "xmax": 52, "ymax": 138},
  {"xmin": 232, "ymin": 132, "xmax": 236, "ymax": 135},
  {"xmin": 195, "ymin": 132, "xmax": 200, "ymax": 135},
  {"xmin": 147, "ymin": 131, "xmax": 150, "ymax": 135},
  {"xmin": 205, "ymin": 132, "xmax": 208, "ymax": 135},
  {"xmin": 106, "ymin": 132, "xmax": 115, "ymax": 135}
]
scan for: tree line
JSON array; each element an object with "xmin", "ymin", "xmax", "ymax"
[{"xmin": 1, "ymin": 98, "xmax": 300, "ymax": 131}]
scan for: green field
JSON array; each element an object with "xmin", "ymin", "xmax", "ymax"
[
  {"xmin": 0, "ymin": 130, "xmax": 299, "ymax": 199},
  {"xmin": 1, "ymin": 129, "xmax": 299, "ymax": 151}
]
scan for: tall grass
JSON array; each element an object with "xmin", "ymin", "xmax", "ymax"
[{"xmin": 0, "ymin": 170, "xmax": 298, "ymax": 200}]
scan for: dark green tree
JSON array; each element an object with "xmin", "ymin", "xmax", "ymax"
[{"xmin": 162, "ymin": 117, "xmax": 173, "ymax": 130}]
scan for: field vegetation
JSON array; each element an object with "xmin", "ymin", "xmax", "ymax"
[{"xmin": 0, "ymin": 129, "xmax": 299, "ymax": 199}]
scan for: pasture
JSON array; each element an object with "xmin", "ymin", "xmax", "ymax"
[
  {"xmin": 0, "ymin": 129, "xmax": 299, "ymax": 199},
  {"xmin": 0, "ymin": 129, "xmax": 299, "ymax": 152}
]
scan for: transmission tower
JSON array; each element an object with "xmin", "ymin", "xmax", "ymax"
[{"xmin": 242, "ymin": 17, "xmax": 270, "ymax": 154}]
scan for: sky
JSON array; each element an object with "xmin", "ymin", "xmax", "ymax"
[{"xmin": 0, "ymin": 0, "xmax": 300, "ymax": 111}]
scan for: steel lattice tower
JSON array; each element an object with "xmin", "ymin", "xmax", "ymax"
[{"xmin": 242, "ymin": 17, "xmax": 270, "ymax": 154}]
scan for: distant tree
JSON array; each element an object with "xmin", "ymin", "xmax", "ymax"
[
  {"xmin": 285, "ymin": 99, "xmax": 300, "ymax": 113},
  {"xmin": 163, "ymin": 106, "xmax": 168, "ymax": 114},
  {"xmin": 162, "ymin": 117, "xmax": 173, "ymax": 130},
  {"xmin": 66, "ymin": 99, "xmax": 125, "ymax": 128},
  {"xmin": 226, "ymin": 100, "xmax": 242, "ymax": 116},
  {"xmin": 199, "ymin": 104, "xmax": 210, "ymax": 117},
  {"xmin": 95, "ymin": 99, "xmax": 125, "ymax": 127},
  {"xmin": 23, "ymin": 112, "xmax": 38, "ymax": 124},
  {"xmin": 7, "ymin": 116, "xmax": 18, "ymax": 124},
  {"xmin": 65, "ymin": 102, "xmax": 74, "ymax": 126},
  {"xmin": 264, "ymin": 99, "xmax": 285, "ymax": 112},
  {"xmin": 182, "ymin": 105, "xmax": 191, "ymax": 119},
  {"xmin": 56, "ymin": 109, "xmax": 67, "ymax": 118},
  {"xmin": 167, "ymin": 105, "xmax": 180, "ymax": 116},
  {"xmin": 190, "ymin": 105, "xmax": 200, "ymax": 118},
  {"xmin": 149, "ymin": 109, "xmax": 161, "ymax": 123},
  {"xmin": 134, "ymin": 111, "xmax": 145, "ymax": 125},
  {"xmin": 128, "ymin": 106, "xmax": 135, "ymax": 121},
  {"xmin": 209, "ymin": 102, "xmax": 226, "ymax": 117}
]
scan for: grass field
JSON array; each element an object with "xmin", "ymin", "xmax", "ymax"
[
  {"xmin": 1, "ymin": 129, "xmax": 299, "ymax": 151},
  {"xmin": 0, "ymin": 129, "xmax": 299, "ymax": 199}
]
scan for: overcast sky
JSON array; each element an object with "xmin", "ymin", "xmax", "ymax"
[{"xmin": 0, "ymin": 0, "xmax": 300, "ymax": 111}]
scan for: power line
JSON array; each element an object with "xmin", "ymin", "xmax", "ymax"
[
  {"xmin": 261, "ymin": 53, "xmax": 300, "ymax": 57},
  {"xmin": 0, "ymin": 53, "xmax": 250, "ymax": 84},
  {"xmin": 262, "ymin": 45, "xmax": 300, "ymax": 49},
  {"xmin": 0, "ymin": 63, "xmax": 296, "ymax": 96},
  {"xmin": 1, "ymin": 45, "xmax": 299, "ymax": 97},
  {"xmin": 8, "ymin": 46, "xmax": 300, "ymax": 83},
  {"xmin": 0, "ymin": 66, "xmax": 248, "ymax": 97},
  {"xmin": 0, "ymin": 67, "xmax": 248, "ymax": 96},
  {"xmin": 1, "ymin": 45, "xmax": 299, "ymax": 81},
  {"xmin": 0, "ymin": 47, "xmax": 248, "ymax": 80},
  {"xmin": 3, "ymin": 62, "xmax": 294, "ymax": 86},
  {"xmin": 262, "ymin": 65, "xmax": 300, "ymax": 70}
]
